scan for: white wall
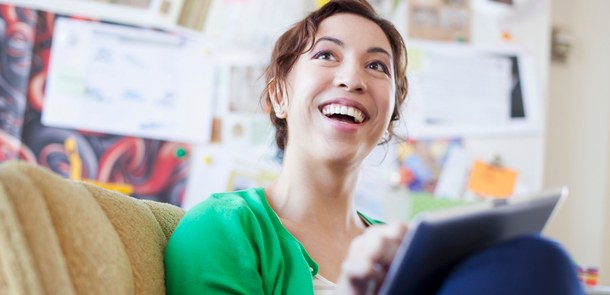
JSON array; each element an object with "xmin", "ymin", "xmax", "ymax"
[
  {"xmin": 466, "ymin": 0, "xmax": 551, "ymax": 192},
  {"xmin": 544, "ymin": 0, "xmax": 610, "ymax": 285}
]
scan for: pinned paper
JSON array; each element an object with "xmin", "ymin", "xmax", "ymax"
[
  {"xmin": 396, "ymin": 43, "xmax": 541, "ymax": 139},
  {"xmin": 435, "ymin": 145, "xmax": 470, "ymax": 199},
  {"xmin": 43, "ymin": 18, "xmax": 215, "ymax": 144},
  {"xmin": 466, "ymin": 160, "xmax": 517, "ymax": 198},
  {"xmin": 85, "ymin": 179, "xmax": 134, "ymax": 195},
  {"xmin": 64, "ymin": 137, "xmax": 82, "ymax": 181},
  {"xmin": 65, "ymin": 135, "xmax": 134, "ymax": 195},
  {"xmin": 181, "ymin": 144, "xmax": 280, "ymax": 211},
  {"xmin": 408, "ymin": 0, "xmax": 471, "ymax": 42},
  {"xmin": 316, "ymin": 0, "xmax": 330, "ymax": 8}
]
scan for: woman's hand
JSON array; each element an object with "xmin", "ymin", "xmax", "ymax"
[{"xmin": 335, "ymin": 223, "xmax": 408, "ymax": 295}]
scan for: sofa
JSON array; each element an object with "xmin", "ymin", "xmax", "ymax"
[{"xmin": 0, "ymin": 161, "xmax": 185, "ymax": 295}]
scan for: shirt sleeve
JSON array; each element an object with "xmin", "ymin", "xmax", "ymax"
[{"xmin": 164, "ymin": 196, "xmax": 265, "ymax": 295}]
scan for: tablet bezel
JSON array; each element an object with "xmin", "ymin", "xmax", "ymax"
[{"xmin": 378, "ymin": 187, "xmax": 568, "ymax": 295}]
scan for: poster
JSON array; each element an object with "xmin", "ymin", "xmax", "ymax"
[
  {"xmin": 0, "ymin": 5, "xmax": 191, "ymax": 205},
  {"xmin": 0, "ymin": 5, "xmax": 37, "ymax": 161}
]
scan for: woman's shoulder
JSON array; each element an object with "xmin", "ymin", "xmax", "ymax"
[{"xmin": 182, "ymin": 187, "xmax": 268, "ymax": 223}]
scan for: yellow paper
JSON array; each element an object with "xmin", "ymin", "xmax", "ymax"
[
  {"xmin": 467, "ymin": 160, "xmax": 517, "ymax": 198},
  {"xmin": 64, "ymin": 137, "xmax": 82, "ymax": 181},
  {"xmin": 316, "ymin": 0, "xmax": 330, "ymax": 8},
  {"xmin": 85, "ymin": 179, "xmax": 134, "ymax": 195}
]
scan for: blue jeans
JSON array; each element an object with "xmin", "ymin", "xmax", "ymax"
[{"xmin": 437, "ymin": 234, "xmax": 585, "ymax": 295}]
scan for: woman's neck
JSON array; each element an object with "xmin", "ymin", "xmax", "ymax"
[{"xmin": 265, "ymin": 148, "xmax": 364, "ymax": 232}]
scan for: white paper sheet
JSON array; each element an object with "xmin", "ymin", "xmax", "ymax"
[
  {"xmin": 3, "ymin": 0, "xmax": 163, "ymax": 26},
  {"xmin": 204, "ymin": 0, "xmax": 309, "ymax": 51},
  {"xmin": 400, "ymin": 41, "xmax": 541, "ymax": 139},
  {"xmin": 434, "ymin": 145, "xmax": 470, "ymax": 199},
  {"xmin": 181, "ymin": 144, "xmax": 280, "ymax": 211},
  {"xmin": 43, "ymin": 18, "xmax": 215, "ymax": 143}
]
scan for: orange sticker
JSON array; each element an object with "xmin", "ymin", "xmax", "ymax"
[{"xmin": 467, "ymin": 160, "xmax": 517, "ymax": 198}]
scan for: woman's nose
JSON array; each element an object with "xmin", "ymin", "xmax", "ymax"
[{"xmin": 334, "ymin": 63, "xmax": 367, "ymax": 93}]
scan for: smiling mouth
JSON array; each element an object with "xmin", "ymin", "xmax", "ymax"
[{"xmin": 320, "ymin": 103, "xmax": 367, "ymax": 124}]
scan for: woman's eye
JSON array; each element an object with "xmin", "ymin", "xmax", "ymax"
[
  {"xmin": 368, "ymin": 61, "xmax": 390, "ymax": 74},
  {"xmin": 313, "ymin": 51, "xmax": 335, "ymax": 61}
]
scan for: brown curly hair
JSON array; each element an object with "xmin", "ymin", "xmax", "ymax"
[{"xmin": 261, "ymin": 0, "xmax": 409, "ymax": 151}]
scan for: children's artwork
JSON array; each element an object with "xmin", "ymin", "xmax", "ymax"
[
  {"xmin": 395, "ymin": 139, "xmax": 463, "ymax": 193},
  {"xmin": 408, "ymin": 0, "xmax": 471, "ymax": 42},
  {"xmin": 42, "ymin": 17, "xmax": 215, "ymax": 144}
]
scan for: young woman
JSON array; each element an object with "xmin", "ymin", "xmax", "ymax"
[{"xmin": 165, "ymin": 1, "xmax": 583, "ymax": 294}]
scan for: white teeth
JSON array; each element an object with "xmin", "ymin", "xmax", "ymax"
[
  {"xmin": 322, "ymin": 103, "xmax": 365, "ymax": 123},
  {"xmin": 347, "ymin": 108, "xmax": 355, "ymax": 118}
]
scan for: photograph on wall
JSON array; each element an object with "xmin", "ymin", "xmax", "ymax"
[{"xmin": 226, "ymin": 63, "xmax": 266, "ymax": 114}]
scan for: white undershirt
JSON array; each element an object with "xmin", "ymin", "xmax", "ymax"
[{"xmin": 313, "ymin": 273, "xmax": 336, "ymax": 294}]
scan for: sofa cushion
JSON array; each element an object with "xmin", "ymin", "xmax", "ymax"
[{"xmin": 0, "ymin": 161, "xmax": 184, "ymax": 295}]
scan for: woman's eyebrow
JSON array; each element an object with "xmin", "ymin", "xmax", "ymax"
[
  {"xmin": 314, "ymin": 36, "xmax": 344, "ymax": 47},
  {"xmin": 368, "ymin": 47, "xmax": 391, "ymax": 58},
  {"xmin": 314, "ymin": 36, "xmax": 392, "ymax": 58}
]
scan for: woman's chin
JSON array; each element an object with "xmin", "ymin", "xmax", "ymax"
[{"xmin": 320, "ymin": 145, "xmax": 370, "ymax": 168}]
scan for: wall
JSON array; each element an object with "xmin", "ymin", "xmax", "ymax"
[
  {"xmin": 544, "ymin": 0, "xmax": 610, "ymax": 285},
  {"xmin": 466, "ymin": 0, "xmax": 550, "ymax": 192},
  {"xmin": 606, "ymin": 134, "xmax": 610, "ymax": 285}
]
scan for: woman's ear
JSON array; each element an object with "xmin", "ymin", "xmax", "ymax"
[{"xmin": 269, "ymin": 79, "xmax": 288, "ymax": 119}]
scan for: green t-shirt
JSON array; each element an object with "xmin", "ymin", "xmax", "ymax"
[{"xmin": 164, "ymin": 187, "xmax": 379, "ymax": 294}]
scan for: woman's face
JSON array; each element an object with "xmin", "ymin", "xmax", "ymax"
[{"xmin": 282, "ymin": 13, "xmax": 396, "ymax": 165}]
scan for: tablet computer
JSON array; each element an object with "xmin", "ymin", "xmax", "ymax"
[{"xmin": 378, "ymin": 187, "xmax": 568, "ymax": 295}]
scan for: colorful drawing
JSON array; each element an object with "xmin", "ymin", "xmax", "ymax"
[
  {"xmin": 0, "ymin": 5, "xmax": 36, "ymax": 147},
  {"xmin": 395, "ymin": 139, "xmax": 462, "ymax": 193}
]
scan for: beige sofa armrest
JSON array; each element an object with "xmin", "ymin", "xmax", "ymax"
[{"xmin": 0, "ymin": 161, "xmax": 185, "ymax": 295}]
